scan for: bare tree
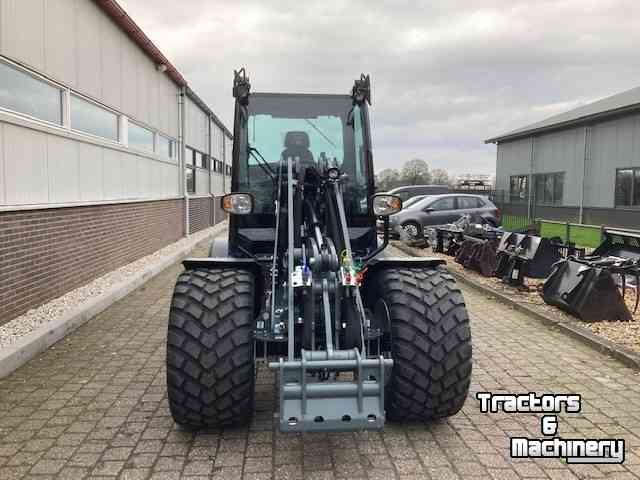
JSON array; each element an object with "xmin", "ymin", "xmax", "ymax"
[
  {"xmin": 430, "ymin": 168, "xmax": 449, "ymax": 185},
  {"xmin": 401, "ymin": 159, "xmax": 431, "ymax": 185},
  {"xmin": 376, "ymin": 168, "xmax": 401, "ymax": 191}
]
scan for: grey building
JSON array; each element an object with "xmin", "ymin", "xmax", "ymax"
[
  {"xmin": 0, "ymin": 0, "xmax": 232, "ymax": 322},
  {"xmin": 486, "ymin": 86, "xmax": 640, "ymax": 229}
]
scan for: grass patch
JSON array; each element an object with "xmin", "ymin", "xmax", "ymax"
[
  {"xmin": 539, "ymin": 222, "xmax": 601, "ymax": 248},
  {"xmin": 501, "ymin": 214, "xmax": 531, "ymax": 231}
]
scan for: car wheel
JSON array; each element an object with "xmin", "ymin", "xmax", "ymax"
[{"xmin": 401, "ymin": 221, "xmax": 422, "ymax": 240}]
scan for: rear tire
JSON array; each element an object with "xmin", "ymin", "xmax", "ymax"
[
  {"xmin": 370, "ymin": 267, "xmax": 472, "ymax": 421},
  {"xmin": 166, "ymin": 268, "xmax": 255, "ymax": 428}
]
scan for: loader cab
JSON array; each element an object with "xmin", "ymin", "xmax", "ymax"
[{"xmin": 229, "ymin": 92, "xmax": 377, "ymax": 257}]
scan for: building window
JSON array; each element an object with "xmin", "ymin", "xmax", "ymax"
[
  {"xmin": 534, "ymin": 172, "xmax": 564, "ymax": 206},
  {"xmin": 185, "ymin": 146, "xmax": 196, "ymax": 194},
  {"xmin": 193, "ymin": 150, "xmax": 209, "ymax": 169},
  {"xmin": 158, "ymin": 135, "xmax": 174, "ymax": 160},
  {"xmin": 129, "ymin": 122, "xmax": 155, "ymax": 153},
  {"xmin": 509, "ymin": 175, "xmax": 528, "ymax": 203},
  {"xmin": 211, "ymin": 158, "xmax": 219, "ymax": 172},
  {"xmin": 615, "ymin": 168, "xmax": 640, "ymax": 207},
  {"xmin": 0, "ymin": 60, "xmax": 63, "ymax": 124},
  {"xmin": 70, "ymin": 94, "xmax": 118, "ymax": 141}
]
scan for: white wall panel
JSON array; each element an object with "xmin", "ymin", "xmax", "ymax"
[
  {"xmin": 78, "ymin": 142, "xmax": 103, "ymax": 201},
  {"xmin": 4, "ymin": 124, "xmax": 48, "ymax": 204},
  {"xmin": 47, "ymin": 135, "xmax": 79, "ymax": 203},
  {"xmin": 103, "ymin": 148, "xmax": 124, "ymax": 199},
  {"xmin": 123, "ymin": 154, "xmax": 138, "ymax": 198},
  {"xmin": 148, "ymin": 70, "xmax": 160, "ymax": 131},
  {"xmin": 76, "ymin": 0, "xmax": 102, "ymax": 99},
  {"xmin": 135, "ymin": 50, "xmax": 150, "ymax": 124},
  {"xmin": 1, "ymin": 0, "xmax": 45, "ymax": 70},
  {"xmin": 121, "ymin": 40, "xmax": 137, "ymax": 119},
  {"xmin": 44, "ymin": 0, "xmax": 76, "ymax": 87},
  {"xmin": 211, "ymin": 173, "xmax": 224, "ymax": 195},
  {"xmin": 195, "ymin": 168, "xmax": 209, "ymax": 194},
  {"xmin": 100, "ymin": 15, "xmax": 122, "ymax": 111},
  {"xmin": 185, "ymin": 98, "xmax": 207, "ymax": 152}
]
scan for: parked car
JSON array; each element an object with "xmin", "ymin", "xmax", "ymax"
[
  {"xmin": 386, "ymin": 184, "xmax": 449, "ymax": 202},
  {"xmin": 387, "ymin": 193, "xmax": 501, "ymax": 240}
]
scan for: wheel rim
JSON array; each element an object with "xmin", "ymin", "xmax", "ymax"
[{"xmin": 402, "ymin": 223, "xmax": 419, "ymax": 238}]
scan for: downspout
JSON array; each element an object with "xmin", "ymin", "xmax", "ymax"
[
  {"xmin": 527, "ymin": 136, "xmax": 534, "ymax": 220},
  {"xmin": 180, "ymin": 86, "xmax": 190, "ymax": 236},
  {"xmin": 222, "ymin": 133, "xmax": 226, "ymax": 194},
  {"xmin": 579, "ymin": 126, "xmax": 589, "ymax": 224}
]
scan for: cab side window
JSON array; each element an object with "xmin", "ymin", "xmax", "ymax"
[
  {"xmin": 428, "ymin": 197, "xmax": 455, "ymax": 211},
  {"xmin": 457, "ymin": 197, "xmax": 479, "ymax": 209}
]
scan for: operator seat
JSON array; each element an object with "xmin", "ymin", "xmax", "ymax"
[{"xmin": 282, "ymin": 131, "xmax": 314, "ymax": 170}]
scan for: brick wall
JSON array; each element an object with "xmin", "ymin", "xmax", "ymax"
[{"xmin": 0, "ymin": 199, "xmax": 184, "ymax": 324}]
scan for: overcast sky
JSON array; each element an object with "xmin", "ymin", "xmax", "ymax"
[{"xmin": 120, "ymin": 0, "xmax": 640, "ymax": 176}]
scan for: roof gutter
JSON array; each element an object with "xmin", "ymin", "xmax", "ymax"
[{"xmin": 485, "ymin": 102, "xmax": 640, "ymax": 144}]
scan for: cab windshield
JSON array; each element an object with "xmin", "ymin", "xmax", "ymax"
[{"xmin": 237, "ymin": 93, "xmax": 370, "ymax": 216}]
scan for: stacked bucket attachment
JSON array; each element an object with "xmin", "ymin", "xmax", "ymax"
[
  {"xmin": 542, "ymin": 228, "xmax": 640, "ymax": 322},
  {"xmin": 429, "ymin": 214, "xmax": 503, "ymax": 277},
  {"xmin": 494, "ymin": 233, "xmax": 582, "ymax": 287}
]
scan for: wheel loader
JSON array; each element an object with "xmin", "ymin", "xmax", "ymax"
[{"xmin": 166, "ymin": 70, "xmax": 472, "ymax": 432}]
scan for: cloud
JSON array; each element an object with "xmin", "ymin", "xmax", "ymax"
[{"xmin": 119, "ymin": 0, "xmax": 640, "ymax": 175}]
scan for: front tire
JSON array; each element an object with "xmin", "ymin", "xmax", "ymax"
[
  {"xmin": 166, "ymin": 268, "xmax": 255, "ymax": 428},
  {"xmin": 370, "ymin": 267, "xmax": 472, "ymax": 421}
]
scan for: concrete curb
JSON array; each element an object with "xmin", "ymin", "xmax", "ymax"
[
  {"xmin": 393, "ymin": 242, "xmax": 640, "ymax": 371},
  {"xmin": 0, "ymin": 223, "xmax": 227, "ymax": 379}
]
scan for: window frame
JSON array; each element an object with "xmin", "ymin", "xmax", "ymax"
[
  {"xmin": 509, "ymin": 175, "xmax": 529, "ymax": 203},
  {"xmin": 157, "ymin": 133, "xmax": 175, "ymax": 161},
  {"xmin": 0, "ymin": 56, "xmax": 65, "ymax": 126},
  {"xmin": 185, "ymin": 146, "xmax": 196, "ymax": 194},
  {"xmin": 127, "ymin": 120, "xmax": 156, "ymax": 154},
  {"xmin": 533, "ymin": 172, "xmax": 564, "ymax": 206},
  {"xmin": 69, "ymin": 92, "xmax": 120, "ymax": 143},
  {"xmin": 615, "ymin": 167, "xmax": 640, "ymax": 209},
  {"xmin": 427, "ymin": 197, "xmax": 456, "ymax": 212}
]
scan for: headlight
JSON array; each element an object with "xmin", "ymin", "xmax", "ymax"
[{"xmin": 221, "ymin": 193, "xmax": 253, "ymax": 215}]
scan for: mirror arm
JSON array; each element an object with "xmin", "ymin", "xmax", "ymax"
[{"xmin": 360, "ymin": 216, "xmax": 389, "ymax": 265}]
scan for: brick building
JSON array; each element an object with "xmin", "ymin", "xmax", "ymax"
[{"xmin": 0, "ymin": 0, "xmax": 232, "ymax": 322}]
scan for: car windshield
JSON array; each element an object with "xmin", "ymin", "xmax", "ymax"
[
  {"xmin": 406, "ymin": 195, "xmax": 436, "ymax": 210},
  {"xmin": 237, "ymin": 93, "xmax": 371, "ymax": 216},
  {"xmin": 402, "ymin": 195, "xmax": 426, "ymax": 209}
]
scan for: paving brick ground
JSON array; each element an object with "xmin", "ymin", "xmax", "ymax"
[{"xmin": 1, "ymin": 240, "xmax": 639, "ymax": 479}]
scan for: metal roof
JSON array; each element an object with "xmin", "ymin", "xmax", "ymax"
[
  {"xmin": 485, "ymin": 85, "xmax": 640, "ymax": 144},
  {"xmin": 94, "ymin": 0, "xmax": 232, "ymax": 137}
]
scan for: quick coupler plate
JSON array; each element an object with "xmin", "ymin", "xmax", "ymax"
[{"xmin": 268, "ymin": 349, "xmax": 393, "ymax": 432}]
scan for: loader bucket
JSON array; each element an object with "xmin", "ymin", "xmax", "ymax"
[
  {"xmin": 495, "ymin": 233, "xmax": 563, "ymax": 284},
  {"xmin": 542, "ymin": 258, "xmax": 633, "ymax": 322},
  {"xmin": 456, "ymin": 236, "xmax": 498, "ymax": 277},
  {"xmin": 592, "ymin": 228, "xmax": 640, "ymax": 259}
]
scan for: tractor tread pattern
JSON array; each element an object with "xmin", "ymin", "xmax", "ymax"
[
  {"xmin": 166, "ymin": 268, "xmax": 255, "ymax": 428},
  {"xmin": 374, "ymin": 266, "xmax": 472, "ymax": 421}
]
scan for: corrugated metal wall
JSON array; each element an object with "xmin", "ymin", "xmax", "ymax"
[
  {"xmin": 586, "ymin": 115, "xmax": 640, "ymax": 208},
  {"xmin": 0, "ymin": 0, "xmax": 233, "ymax": 208},
  {"xmin": 496, "ymin": 112, "xmax": 640, "ymax": 211}
]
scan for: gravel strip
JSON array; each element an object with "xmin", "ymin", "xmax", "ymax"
[
  {"xmin": 393, "ymin": 240, "xmax": 640, "ymax": 355},
  {"xmin": 0, "ymin": 223, "xmax": 226, "ymax": 349}
]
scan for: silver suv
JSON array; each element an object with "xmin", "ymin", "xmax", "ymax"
[{"xmin": 386, "ymin": 193, "xmax": 501, "ymax": 240}]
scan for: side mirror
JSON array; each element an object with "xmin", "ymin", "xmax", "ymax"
[
  {"xmin": 372, "ymin": 194, "xmax": 402, "ymax": 216},
  {"xmin": 221, "ymin": 193, "xmax": 254, "ymax": 215},
  {"xmin": 423, "ymin": 207, "xmax": 434, "ymax": 213}
]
